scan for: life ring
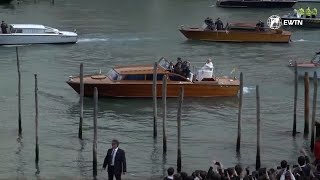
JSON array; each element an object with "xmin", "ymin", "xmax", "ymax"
[{"xmin": 91, "ymin": 75, "xmax": 106, "ymax": 79}]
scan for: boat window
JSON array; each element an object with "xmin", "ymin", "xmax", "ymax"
[
  {"xmin": 123, "ymin": 74, "xmax": 145, "ymax": 80},
  {"xmin": 11, "ymin": 28, "xmax": 22, "ymax": 33},
  {"xmin": 145, "ymin": 74, "xmax": 165, "ymax": 80},
  {"xmin": 158, "ymin": 57, "xmax": 170, "ymax": 70},
  {"xmin": 168, "ymin": 74, "xmax": 187, "ymax": 81},
  {"xmin": 107, "ymin": 69, "xmax": 121, "ymax": 81},
  {"xmin": 22, "ymin": 28, "xmax": 45, "ymax": 34}
]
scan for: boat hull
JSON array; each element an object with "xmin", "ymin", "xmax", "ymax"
[
  {"xmin": 67, "ymin": 81, "xmax": 239, "ymax": 98},
  {"xmin": 288, "ymin": 65, "xmax": 320, "ymax": 78},
  {"xmin": 179, "ymin": 29, "xmax": 291, "ymax": 43},
  {"xmin": 216, "ymin": 0, "xmax": 296, "ymax": 8},
  {"xmin": 0, "ymin": 34, "xmax": 78, "ymax": 45},
  {"xmin": 281, "ymin": 17, "xmax": 320, "ymax": 28}
]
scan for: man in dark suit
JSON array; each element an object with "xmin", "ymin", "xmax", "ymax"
[{"xmin": 102, "ymin": 139, "xmax": 126, "ymax": 180}]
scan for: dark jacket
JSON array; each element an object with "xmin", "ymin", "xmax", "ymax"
[{"xmin": 103, "ymin": 148, "xmax": 126, "ymax": 174}]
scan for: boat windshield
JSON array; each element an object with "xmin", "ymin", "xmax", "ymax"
[
  {"xmin": 311, "ymin": 54, "xmax": 320, "ymax": 64},
  {"xmin": 158, "ymin": 57, "xmax": 170, "ymax": 70},
  {"xmin": 107, "ymin": 69, "xmax": 121, "ymax": 81}
]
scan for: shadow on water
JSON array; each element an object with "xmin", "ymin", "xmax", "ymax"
[
  {"xmin": 65, "ymin": 96, "xmax": 239, "ymax": 118},
  {"xmin": 16, "ymin": 135, "xmax": 24, "ymax": 176}
]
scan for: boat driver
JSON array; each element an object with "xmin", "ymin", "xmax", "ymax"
[
  {"xmin": 1, "ymin": 21, "xmax": 8, "ymax": 34},
  {"xmin": 204, "ymin": 17, "xmax": 214, "ymax": 30}
]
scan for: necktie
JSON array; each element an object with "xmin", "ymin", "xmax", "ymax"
[{"xmin": 111, "ymin": 149, "xmax": 115, "ymax": 157}]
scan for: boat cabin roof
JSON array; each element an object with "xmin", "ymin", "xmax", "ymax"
[
  {"xmin": 114, "ymin": 64, "xmax": 168, "ymax": 75},
  {"xmin": 10, "ymin": 24, "xmax": 47, "ymax": 29}
]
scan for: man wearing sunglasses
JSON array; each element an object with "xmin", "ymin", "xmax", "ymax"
[{"xmin": 102, "ymin": 139, "xmax": 127, "ymax": 180}]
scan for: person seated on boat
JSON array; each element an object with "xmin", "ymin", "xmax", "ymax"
[
  {"xmin": 298, "ymin": 8, "xmax": 304, "ymax": 18},
  {"xmin": 256, "ymin": 20, "xmax": 264, "ymax": 31},
  {"xmin": 204, "ymin": 17, "xmax": 214, "ymax": 30},
  {"xmin": 293, "ymin": 9, "xmax": 298, "ymax": 17},
  {"xmin": 201, "ymin": 58, "xmax": 214, "ymax": 71},
  {"xmin": 1, "ymin": 21, "xmax": 8, "ymax": 34},
  {"xmin": 306, "ymin": 7, "xmax": 312, "ymax": 18},
  {"xmin": 312, "ymin": 8, "xmax": 318, "ymax": 18},
  {"xmin": 182, "ymin": 61, "xmax": 191, "ymax": 79},
  {"xmin": 214, "ymin": 18, "xmax": 224, "ymax": 30},
  {"xmin": 174, "ymin": 58, "xmax": 183, "ymax": 75},
  {"xmin": 168, "ymin": 62, "xmax": 174, "ymax": 72}
]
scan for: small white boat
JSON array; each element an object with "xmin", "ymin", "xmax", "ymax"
[
  {"xmin": 288, "ymin": 52, "xmax": 320, "ymax": 78},
  {"xmin": 0, "ymin": 24, "xmax": 78, "ymax": 45}
]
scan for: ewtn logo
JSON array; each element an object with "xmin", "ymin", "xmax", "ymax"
[{"xmin": 267, "ymin": 15, "xmax": 303, "ymax": 29}]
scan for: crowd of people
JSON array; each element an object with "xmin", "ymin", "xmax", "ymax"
[
  {"xmin": 164, "ymin": 148, "xmax": 320, "ymax": 180},
  {"xmin": 293, "ymin": 7, "xmax": 318, "ymax": 18}
]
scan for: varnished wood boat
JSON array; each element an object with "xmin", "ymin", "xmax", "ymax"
[
  {"xmin": 179, "ymin": 22, "xmax": 292, "ymax": 43},
  {"xmin": 66, "ymin": 58, "xmax": 240, "ymax": 98},
  {"xmin": 216, "ymin": 0, "xmax": 296, "ymax": 8},
  {"xmin": 288, "ymin": 52, "xmax": 320, "ymax": 78}
]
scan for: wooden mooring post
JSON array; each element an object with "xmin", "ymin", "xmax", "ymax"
[
  {"xmin": 16, "ymin": 47, "xmax": 22, "ymax": 135},
  {"xmin": 293, "ymin": 62, "xmax": 298, "ymax": 136},
  {"xmin": 236, "ymin": 72, "xmax": 243, "ymax": 152},
  {"xmin": 311, "ymin": 72, "xmax": 317, "ymax": 151},
  {"xmin": 34, "ymin": 74, "xmax": 39, "ymax": 164},
  {"xmin": 152, "ymin": 62, "xmax": 158, "ymax": 138},
  {"xmin": 255, "ymin": 85, "xmax": 261, "ymax": 170},
  {"xmin": 79, "ymin": 63, "xmax": 84, "ymax": 139},
  {"xmin": 304, "ymin": 72, "xmax": 310, "ymax": 136},
  {"xmin": 93, "ymin": 87, "xmax": 98, "ymax": 177},
  {"xmin": 162, "ymin": 75, "xmax": 167, "ymax": 154},
  {"xmin": 177, "ymin": 87, "xmax": 184, "ymax": 173}
]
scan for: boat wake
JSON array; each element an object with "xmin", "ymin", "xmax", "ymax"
[
  {"xmin": 78, "ymin": 37, "xmax": 155, "ymax": 43},
  {"xmin": 291, "ymin": 39, "xmax": 320, "ymax": 43},
  {"xmin": 243, "ymin": 86, "xmax": 255, "ymax": 95}
]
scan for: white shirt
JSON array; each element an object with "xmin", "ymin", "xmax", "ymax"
[
  {"xmin": 202, "ymin": 62, "xmax": 214, "ymax": 71},
  {"xmin": 167, "ymin": 175, "xmax": 173, "ymax": 179},
  {"xmin": 111, "ymin": 147, "xmax": 118, "ymax": 166}
]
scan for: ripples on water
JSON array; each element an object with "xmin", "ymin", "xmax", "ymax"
[{"xmin": 1, "ymin": 0, "xmax": 320, "ymax": 179}]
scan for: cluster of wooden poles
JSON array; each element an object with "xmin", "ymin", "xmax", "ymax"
[{"xmin": 14, "ymin": 48, "xmax": 319, "ymax": 178}]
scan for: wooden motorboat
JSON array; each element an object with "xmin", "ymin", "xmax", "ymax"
[
  {"xmin": 281, "ymin": 14, "xmax": 320, "ymax": 28},
  {"xmin": 288, "ymin": 52, "xmax": 320, "ymax": 78},
  {"xmin": 216, "ymin": 0, "xmax": 296, "ymax": 8},
  {"xmin": 0, "ymin": 24, "xmax": 78, "ymax": 45},
  {"xmin": 66, "ymin": 58, "xmax": 240, "ymax": 98},
  {"xmin": 179, "ymin": 22, "xmax": 291, "ymax": 43}
]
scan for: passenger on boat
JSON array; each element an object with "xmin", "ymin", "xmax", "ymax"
[
  {"xmin": 181, "ymin": 61, "xmax": 191, "ymax": 79},
  {"xmin": 306, "ymin": 7, "xmax": 311, "ymax": 18},
  {"xmin": 174, "ymin": 57, "xmax": 183, "ymax": 75},
  {"xmin": 256, "ymin": 21, "xmax": 265, "ymax": 31},
  {"xmin": 168, "ymin": 62, "xmax": 174, "ymax": 72},
  {"xmin": 1, "ymin": 21, "xmax": 8, "ymax": 34},
  {"xmin": 293, "ymin": 9, "xmax": 299, "ymax": 18},
  {"xmin": 202, "ymin": 58, "xmax": 214, "ymax": 71},
  {"xmin": 214, "ymin": 18, "xmax": 224, "ymax": 30},
  {"xmin": 312, "ymin": 8, "xmax": 318, "ymax": 18},
  {"xmin": 204, "ymin": 17, "xmax": 214, "ymax": 30},
  {"xmin": 298, "ymin": 8, "xmax": 304, "ymax": 18}
]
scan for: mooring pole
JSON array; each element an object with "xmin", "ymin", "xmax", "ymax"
[
  {"xmin": 293, "ymin": 61, "xmax": 298, "ymax": 136},
  {"xmin": 236, "ymin": 72, "xmax": 243, "ymax": 152},
  {"xmin": 255, "ymin": 85, "xmax": 261, "ymax": 170},
  {"xmin": 152, "ymin": 62, "xmax": 158, "ymax": 138},
  {"xmin": 79, "ymin": 63, "xmax": 84, "ymax": 139},
  {"xmin": 16, "ymin": 47, "xmax": 22, "ymax": 135},
  {"xmin": 311, "ymin": 72, "xmax": 317, "ymax": 151},
  {"xmin": 93, "ymin": 87, "xmax": 98, "ymax": 177},
  {"xmin": 304, "ymin": 72, "xmax": 310, "ymax": 136},
  {"xmin": 162, "ymin": 75, "xmax": 167, "ymax": 154},
  {"xmin": 177, "ymin": 87, "xmax": 184, "ymax": 173},
  {"xmin": 34, "ymin": 74, "xmax": 39, "ymax": 164}
]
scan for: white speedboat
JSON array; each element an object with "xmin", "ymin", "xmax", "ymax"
[
  {"xmin": 0, "ymin": 24, "xmax": 78, "ymax": 45},
  {"xmin": 288, "ymin": 52, "xmax": 320, "ymax": 78}
]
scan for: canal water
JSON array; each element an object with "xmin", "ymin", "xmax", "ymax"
[{"xmin": 1, "ymin": 0, "xmax": 320, "ymax": 179}]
